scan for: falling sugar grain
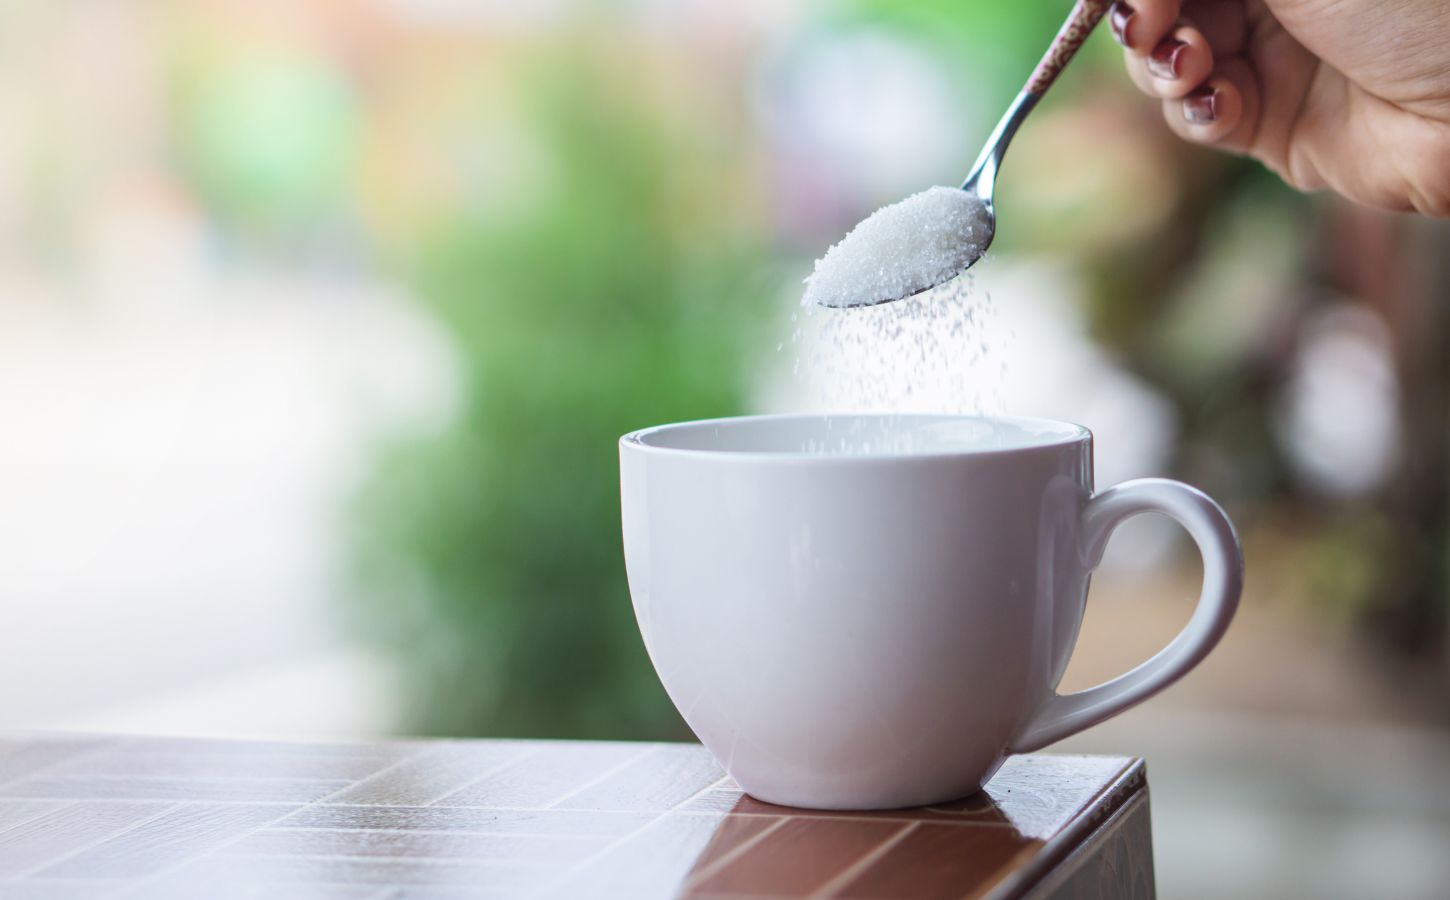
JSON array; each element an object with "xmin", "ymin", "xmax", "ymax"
[{"xmin": 783, "ymin": 273, "xmax": 1008, "ymax": 420}]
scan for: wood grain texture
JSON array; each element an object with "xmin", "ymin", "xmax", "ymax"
[
  {"xmin": 32, "ymin": 803, "xmax": 299, "ymax": 879},
  {"xmin": 1026, "ymin": 790, "xmax": 1156, "ymax": 900},
  {"xmin": 541, "ymin": 813, "xmax": 728, "ymax": 899},
  {"xmin": 0, "ymin": 777, "xmax": 350, "ymax": 804},
  {"xmin": 688, "ymin": 817, "xmax": 908, "ymax": 896},
  {"xmin": 0, "ymin": 801, "xmax": 171, "ymax": 877},
  {"xmin": 981, "ymin": 754, "xmax": 1139, "ymax": 839},
  {"xmin": 0, "ymin": 740, "xmax": 107, "ymax": 787},
  {"xmin": 138, "ymin": 885, "xmax": 382, "ymax": 900},
  {"xmin": 153, "ymin": 853, "xmax": 554, "ymax": 891},
  {"xmin": 434, "ymin": 742, "xmax": 646, "ymax": 809},
  {"xmin": 324, "ymin": 743, "xmax": 524, "ymax": 807},
  {"xmin": 280, "ymin": 804, "xmax": 653, "ymax": 837},
  {"xmin": 549, "ymin": 744, "xmax": 724, "ymax": 812},
  {"xmin": 223, "ymin": 828, "xmax": 607, "ymax": 862},
  {"xmin": 52, "ymin": 749, "xmax": 399, "ymax": 781},
  {"xmin": 0, "ymin": 884, "xmax": 131, "ymax": 900},
  {"xmin": 0, "ymin": 735, "xmax": 1150, "ymax": 899},
  {"xmin": 832, "ymin": 823, "xmax": 1040, "ymax": 899},
  {"xmin": 677, "ymin": 813, "xmax": 780, "ymax": 883},
  {"xmin": 0, "ymin": 801, "xmax": 71, "ymax": 836}
]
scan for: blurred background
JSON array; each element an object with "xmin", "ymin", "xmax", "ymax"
[{"xmin": 2, "ymin": 0, "xmax": 1447, "ymax": 896}]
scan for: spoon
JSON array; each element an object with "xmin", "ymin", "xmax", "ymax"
[
  {"xmin": 961, "ymin": 0, "xmax": 1112, "ymax": 256},
  {"xmin": 817, "ymin": 0, "xmax": 1111, "ymax": 308}
]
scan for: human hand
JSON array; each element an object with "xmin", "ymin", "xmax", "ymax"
[{"xmin": 1109, "ymin": 0, "xmax": 1450, "ymax": 216}]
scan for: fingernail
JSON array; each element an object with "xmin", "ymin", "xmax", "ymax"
[
  {"xmin": 1183, "ymin": 86, "xmax": 1219, "ymax": 124},
  {"xmin": 1147, "ymin": 38, "xmax": 1187, "ymax": 80},
  {"xmin": 1109, "ymin": 3, "xmax": 1136, "ymax": 48}
]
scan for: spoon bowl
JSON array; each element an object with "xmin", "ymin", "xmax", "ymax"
[{"xmin": 820, "ymin": 0, "xmax": 1109, "ymax": 308}]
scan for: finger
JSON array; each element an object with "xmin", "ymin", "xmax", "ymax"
[
  {"xmin": 1126, "ymin": 24, "xmax": 1215, "ymax": 99},
  {"xmin": 1161, "ymin": 57, "xmax": 1261, "ymax": 154},
  {"xmin": 1108, "ymin": 0, "xmax": 1181, "ymax": 55},
  {"xmin": 1180, "ymin": 0, "xmax": 1250, "ymax": 56}
]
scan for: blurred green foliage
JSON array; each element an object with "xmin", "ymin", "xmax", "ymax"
[
  {"xmin": 174, "ymin": 51, "xmax": 360, "ymax": 237},
  {"xmin": 350, "ymin": 44, "xmax": 769, "ymax": 739},
  {"xmin": 835, "ymin": 0, "xmax": 1120, "ymax": 126}
]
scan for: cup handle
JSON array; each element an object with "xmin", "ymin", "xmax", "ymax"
[{"xmin": 1009, "ymin": 478, "xmax": 1244, "ymax": 753}]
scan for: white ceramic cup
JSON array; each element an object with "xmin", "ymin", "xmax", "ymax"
[{"xmin": 620, "ymin": 414, "xmax": 1242, "ymax": 810}]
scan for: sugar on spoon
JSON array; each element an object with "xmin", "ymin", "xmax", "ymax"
[{"xmin": 804, "ymin": 0, "xmax": 1112, "ymax": 309}]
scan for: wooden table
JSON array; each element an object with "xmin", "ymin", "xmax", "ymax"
[{"xmin": 0, "ymin": 735, "xmax": 1153, "ymax": 899}]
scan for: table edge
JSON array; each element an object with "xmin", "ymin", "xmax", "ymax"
[{"xmin": 988, "ymin": 756, "xmax": 1148, "ymax": 899}]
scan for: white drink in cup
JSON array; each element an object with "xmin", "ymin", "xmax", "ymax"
[{"xmin": 620, "ymin": 414, "xmax": 1243, "ymax": 810}]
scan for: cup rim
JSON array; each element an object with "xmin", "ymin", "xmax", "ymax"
[{"xmin": 620, "ymin": 413, "xmax": 1091, "ymax": 462}]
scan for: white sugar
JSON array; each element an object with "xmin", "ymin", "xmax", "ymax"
[
  {"xmin": 774, "ymin": 273, "xmax": 1010, "ymax": 424},
  {"xmin": 802, "ymin": 186, "xmax": 991, "ymax": 309}
]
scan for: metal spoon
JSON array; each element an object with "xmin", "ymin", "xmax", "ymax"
[
  {"xmin": 829, "ymin": 0, "xmax": 1112, "ymax": 308},
  {"xmin": 963, "ymin": 1, "xmax": 1112, "ymax": 249}
]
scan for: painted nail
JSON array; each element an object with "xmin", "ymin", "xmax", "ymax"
[
  {"xmin": 1109, "ymin": 3, "xmax": 1136, "ymax": 48},
  {"xmin": 1184, "ymin": 86, "xmax": 1219, "ymax": 124},
  {"xmin": 1147, "ymin": 38, "xmax": 1187, "ymax": 80}
]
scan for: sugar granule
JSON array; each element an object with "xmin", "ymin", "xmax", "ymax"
[
  {"xmin": 802, "ymin": 186, "xmax": 991, "ymax": 309},
  {"xmin": 781, "ymin": 273, "xmax": 1009, "ymax": 422}
]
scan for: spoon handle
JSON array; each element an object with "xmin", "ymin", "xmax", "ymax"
[
  {"xmin": 1026, "ymin": 0, "xmax": 1113, "ymax": 96},
  {"xmin": 963, "ymin": 0, "xmax": 1111, "ymax": 193}
]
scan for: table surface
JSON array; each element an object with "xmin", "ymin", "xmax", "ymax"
[{"xmin": 0, "ymin": 734, "xmax": 1147, "ymax": 899}]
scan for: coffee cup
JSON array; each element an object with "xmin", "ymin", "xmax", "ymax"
[{"xmin": 620, "ymin": 414, "xmax": 1242, "ymax": 810}]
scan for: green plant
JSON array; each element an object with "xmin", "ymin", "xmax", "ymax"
[{"xmin": 352, "ymin": 44, "xmax": 768, "ymax": 739}]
